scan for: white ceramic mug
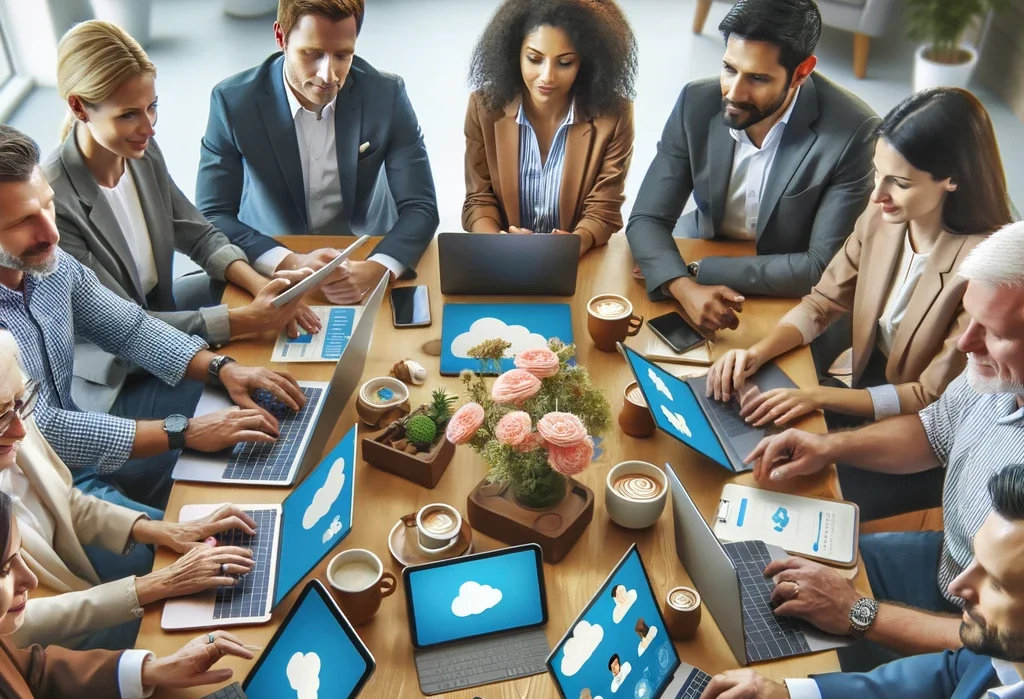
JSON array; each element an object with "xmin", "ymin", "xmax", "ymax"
[
  {"xmin": 404, "ymin": 503, "xmax": 462, "ymax": 552},
  {"xmin": 605, "ymin": 461, "xmax": 668, "ymax": 529}
]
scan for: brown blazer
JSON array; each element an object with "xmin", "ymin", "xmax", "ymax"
[
  {"xmin": 0, "ymin": 638, "xmax": 120, "ymax": 698},
  {"xmin": 462, "ymin": 92, "xmax": 634, "ymax": 247},
  {"xmin": 780, "ymin": 204, "xmax": 988, "ymax": 413}
]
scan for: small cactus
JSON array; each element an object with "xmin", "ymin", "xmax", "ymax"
[{"xmin": 405, "ymin": 414, "xmax": 437, "ymax": 445}]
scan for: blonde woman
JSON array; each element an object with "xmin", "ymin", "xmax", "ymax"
[{"xmin": 43, "ymin": 20, "xmax": 320, "ymax": 416}]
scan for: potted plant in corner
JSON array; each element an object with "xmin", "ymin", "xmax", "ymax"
[{"xmin": 907, "ymin": 0, "xmax": 1006, "ymax": 92}]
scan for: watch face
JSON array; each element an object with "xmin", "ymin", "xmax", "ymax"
[
  {"xmin": 165, "ymin": 415, "xmax": 188, "ymax": 433},
  {"xmin": 851, "ymin": 601, "xmax": 874, "ymax": 626}
]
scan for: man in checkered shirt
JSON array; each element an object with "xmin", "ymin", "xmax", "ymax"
[
  {"xmin": 741, "ymin": 221, "xmax": 1024, "ymax": 671},
  {"xmin": 0, "ymin": 125, "xmax": 308, "ymax": 510}
]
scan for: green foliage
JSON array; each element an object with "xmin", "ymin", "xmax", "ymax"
[
  {"xmin": 905, "ymin": 0, "xmax": 1006, "ymax": 62},
  {"xmin": 426, "ymin": 388, "xmax": 457, "ymax": 425},
  {"xmin": 405, "ymin": 414, "xmax": 437, "ymax": 445}
]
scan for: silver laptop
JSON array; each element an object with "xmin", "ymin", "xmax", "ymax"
[
  {"xmin": 438, "ymin": 232, "xmax": 579, "ymax": 295},
  {"xmin": 665, "ymin": 463, "xmax": 849, "ymax": 665},
  {"xmin": 171, "ymin": 274, "xmax": 386, "ymax": 486}
]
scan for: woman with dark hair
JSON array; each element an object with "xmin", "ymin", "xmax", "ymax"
[
  {"xmin": 0, "ymin": 490, "xmax": 253, "ymax": 697},
  {"xmin": 706, "ymin": 87, "xmax": 1014, "ymax": 519},
  {"xmin": 463, "ymin": 0, "xmax": 637, "ymax": 256}
]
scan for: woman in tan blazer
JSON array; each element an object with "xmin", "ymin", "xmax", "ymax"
[{"xmin": 463, "ymin": 0, "xmax": 637, "ymax": 255}]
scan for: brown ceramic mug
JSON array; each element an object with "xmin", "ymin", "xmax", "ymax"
[
  {"xmin": 326, "ymin": 549, "xmax": 396, "ymax": 625},
  {"xmin": 587, "ymin": 294, "xmax": 643, "ymax": 352},
  {"xmin": 619, "ymin": 380, "xmax": 656, "ymax": 438},
  {"xmin": 663, "ymin": 586, "xmax": 702, "ymax": 641}
]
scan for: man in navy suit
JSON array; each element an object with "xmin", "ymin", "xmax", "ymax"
[
  {"xmin": 197, "ymin": 0, "xmax": 439, "ymax": 304},
  {"xmin": 700, "ymin": 464, "xmax": 1024, "ymax": 698}
]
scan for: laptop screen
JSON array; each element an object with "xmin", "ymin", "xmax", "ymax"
[
  {"xmin": 274, "ymin": 424, "xmax": 357, "ymax": 607},
  {"xmin": 243, "ymin": 581, "xmax": 374, "ymax": 698},
  {"xmin": 621, "ymin": 345, "xmax": 731, "ymax": 469},
  {"xmin": 548, "ymin": 545, "xmax": 680, "ymax": 699},
  {"xmin": 405, "ymin": 545, "xmax": 547, "ymax": 649}
]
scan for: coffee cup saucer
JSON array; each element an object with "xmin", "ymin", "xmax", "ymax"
[{"xmin": 388, "ymin": 513, "xmax": 474, "ymax": 568}]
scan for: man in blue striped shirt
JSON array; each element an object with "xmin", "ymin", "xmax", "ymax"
[{"xmin": 0, "ymin": 125, "xmax": 305, "ymax": 510}]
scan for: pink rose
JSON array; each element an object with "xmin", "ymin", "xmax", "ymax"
[
  {"xmin": 514, "ymin": 347, "xmax": 560, "ymax": 379},
  {"xmin": 495, "ymin": 411, "xmax": 532, "ymax": 447},
  {"xmin": 445, "ymin": 402, "xmax": 484, "ymax": 445},
  {"xmin": 547, "ymin": 437, "xmax": 594, "ymax": 476},
  {"xmin": 537, "ymin": 412, "xmax": 587, "ymax": 447},
  {"xmin": 514, "ymin": 432, "xmax": 545, "ymax": 453},
  {"xmin": 491, "ymin": 369, "xmax": 542, "ymax": 405}
]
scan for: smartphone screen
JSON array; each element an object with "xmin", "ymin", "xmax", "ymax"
[
  {"xmin": 391, "ymin": 286, "xmax": 431, "ymax": 327},
  {"xmin": 648, "ymin": 312, "xmax": 705, "ymax": 353}
]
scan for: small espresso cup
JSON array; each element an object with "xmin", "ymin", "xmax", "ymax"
[
  {"xmin": 619, "ymin": 381, "xmax": 656, "ymax": 438},
  {"xmin": 663, "ymin": 586, "xmax": 702, "ymax": 641},
  {"xmin": 587, "ymin": 294, "xmax": 643, "ymax": 352},
  {"xmin": 356, "ymin": 377, "xmax": 411, "ymax": 428},
  {"xmin": 326, "ymin": 549, "xmax": 396, "ymax": 626},
  {"xmin": 605, "ymin": 461, "xmax": 668, "ymax": 529},
  {"xmin": 403, "ymin": 503, "xmax": 462, "ymax": 553}
]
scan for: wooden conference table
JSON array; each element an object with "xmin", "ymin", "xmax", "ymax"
[{"xmin": 136, "ymin": 234, "xmax": 869, "ymax": 698}]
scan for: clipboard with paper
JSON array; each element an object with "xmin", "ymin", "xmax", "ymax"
[{"xmin": 712, "ymin": 483, "xmax": 860, "ymax": 567}]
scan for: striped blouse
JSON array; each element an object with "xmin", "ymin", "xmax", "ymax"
[{"xmin": 517, "ymin": 101, "xmax": 575, "ymax": 234}]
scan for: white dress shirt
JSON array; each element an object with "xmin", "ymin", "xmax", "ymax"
[
  {"xmin": 0, "ymin": 465, "xmax": 55, "ymax": 544},
  {"xmin": 719, "ymin": 87, "xmax": 802, "ymax": 241},
  {"xmin": 254, "ymin": 67, "xmax": 405, "ymax": 279},
  {"xmin": 100, "ymin": 168, "xmax": 159, "ymax": 295}
]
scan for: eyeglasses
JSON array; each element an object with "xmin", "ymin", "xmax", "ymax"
[{"xmin": 0, "ymin": 381, "xmax": 39, "ymax": 434}]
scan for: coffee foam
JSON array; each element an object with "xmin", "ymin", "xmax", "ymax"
[
  {"xmin": 668, "ymin": 587, "xmax": 699, "ymax": 611},
  {"xmin": 333, "ymin": 561, "xmax": 378, "ymax": 591},
  {"xmin": 626, "ymin": 385, "xmax": 646, "ymax": 406},
  {"xmin": 420, "ymin": 506, "xmax": 459, "ymax": 536},
  {"xmin": 589, "ymin": 295, "xmax": 630, "ymax": 319},
  {"xmin": 612, "ymin": 474, "xmax": 663, "ymax": 501}
]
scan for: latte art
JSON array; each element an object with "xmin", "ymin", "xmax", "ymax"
[
  {"xmin": 589, "ymin": 296, "xmax": 630, "ymax": 319},
  {"xmin": 626, "ymin": 385, "xmax": 647, "ymax": 406},
  {"xmin": 612, "ymin": 474, "xmax": 663, "ymax": 501},
  {"xmin": 420, "ymin": 507, "xmax": 459, "ymax": 536},
  {"xmin": 668, "ymin": 588, "xmax": 699, "ymax": 611}
]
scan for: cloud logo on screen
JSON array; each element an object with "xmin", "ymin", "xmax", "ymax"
[
  {"xmin": 286, "ymin": 651, "xmax": 321, "ymax": 699},
  {"xmin": 322, "ymin": 515, "xmax": 343, "ymax": 544},
  {"xmin": 450, "ymin": 318, "xmax": 547, "ymax": 359},
  {"xmin": 647, "ymin": 368, "xmax": 673, "ymax": 401},
  {"xmin": 303, "ymin": 458, "xmax": 346, "ymax": 530},
  {"xmin": 559, "ymin": 620, "xmax": 604, "ymax": 677},
  {"xmin": 660, "ymin": 406, "xmax": 692, "ymax": 438},
  {"xmin": 451, "ymin": 581, "xmax": 503, "ymax": 617}
]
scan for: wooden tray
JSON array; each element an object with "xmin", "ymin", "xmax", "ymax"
[
  {"xmin": 362, "ymin": 414, "xmax": 455, "ymax": 489},
  {"xmin": 466, "ymin": 477, "xmax": 594, "ymax": 563}
]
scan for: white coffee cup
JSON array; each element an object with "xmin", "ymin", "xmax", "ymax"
[
  {"xmin": 605, "ymin": 461, "xmax": 668, "ymax": 529},
  {"xmin": 405, "ymin": 503, "xmax": 462, "ymax": 552}
]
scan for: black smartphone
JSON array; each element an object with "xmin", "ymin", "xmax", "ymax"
[
  {"xmin": 648, "ymin": 311, "xmax": 705, "ymax": 353},
  {"xmin": 391, "ymin": 285, "xmax": 431, "ymax": 328}
]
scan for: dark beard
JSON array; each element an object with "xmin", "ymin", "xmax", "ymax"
[
  {"xmin": 721, "ymin": 87, "xmax": 790, "ymax": 130},
  {"xmin": 960, "ymin": 610, "xmax": 1024, "ymax": 662}
]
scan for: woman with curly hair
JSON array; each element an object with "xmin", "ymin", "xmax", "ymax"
[{"xmin": 463, "ymin": 0, "xmax": 637, "ymax": 256}]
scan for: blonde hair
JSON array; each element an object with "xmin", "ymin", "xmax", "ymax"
[{"xmin": 56, "ymin": 20, "xmax": 156, "ymax": 141}]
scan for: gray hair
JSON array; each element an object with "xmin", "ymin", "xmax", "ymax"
[
  {"xmin": 0, "ymin": 125, "xmax": 40, "ymax": 183},
  {"xmin": 0, "ymin": 330, "xmax": 21, "ymax": 384},
  {"xmin": 959, "ymin": 220, "xmax": 1024, "ymax": 289}
]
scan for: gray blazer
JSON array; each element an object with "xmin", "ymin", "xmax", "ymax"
[
  {"xmin": 43, "ymin": 128, "xmax": 245, "ymax": 411},
  {"xmin": 626, "ymin": 74, "xmax": 880, "ymax": 298}
]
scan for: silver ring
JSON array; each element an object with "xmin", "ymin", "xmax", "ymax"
[
  {"xmin": 207, "ymin": 633, "xmax": 215, "ymax": 645},
  {"xmin": 219, "ymin": 563, "xmax": 227, "ymax": 576}
]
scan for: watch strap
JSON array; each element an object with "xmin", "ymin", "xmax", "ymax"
[
  {"xmin": 208, "ymin": 355, "xmax": 237, "ymax": 386},
  {"xmin": 163, "ymin": 414, "xmax": 188, "ymax": 451}
]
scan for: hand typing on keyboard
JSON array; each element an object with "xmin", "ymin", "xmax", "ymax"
[
  {"xmin": 763, "ymin": 555, "xmax": 860, "ymax": 636},
  {"xmin": 699, "ymin": 668, "xmax": 789, "ymax": 699},
  {"xmin": 135, "ymin": 543, "xmax": 255, "ymax": 606},
  {"xmin": 141, "ymin": 630, "xmax": 255, "ymax": 691},
  {"xmin": 131, "ymin": 503, "xmax": 259, "ymax": 555},
  {"xmin": 253, "ymin": 388, "xmax": 293, "ymax": 419}
]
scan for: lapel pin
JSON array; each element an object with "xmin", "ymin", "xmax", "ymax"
[{"xmin": 359, "ymin": 141, "xmax": 370, "ymax": 153}]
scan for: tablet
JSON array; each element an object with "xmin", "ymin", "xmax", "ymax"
[{"xmin": 271, "ymin": 234, "xmax": 371, "ymax": 308}]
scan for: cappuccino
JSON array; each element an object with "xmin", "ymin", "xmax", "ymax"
[
  {"xmin": 668, "ymin": 586, "xmax": 700, "ymax": 611},
  {"xmin": 419, "ymin": 505, "xmax": 460, "ymax": 537},
  {"xmin": 625, "ymin": 384, "xmax": 647, "ymax": 406},
  {"xmin": 332, "ymin": 561, "xmax": 379, "ymax": 591},
  {"xmin": 612, "ymin": 474, "xmax": 664, "ymax": 501},
  {"xmin": 591, "ymin": 298, "xmax": 628, "ymax": 318}
]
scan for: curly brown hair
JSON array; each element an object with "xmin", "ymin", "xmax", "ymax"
[{"xmin": 468, "ymin": 0, "xmax": 637, "ymax": 118}]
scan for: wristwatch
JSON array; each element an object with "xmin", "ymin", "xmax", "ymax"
[
  {"xmin": 207, "ymin": 355, "xmax": 237, "ymax": 386},
  {"xmin": 163, "ymin": 414, "xmax": 189, "ymax": 451},
  {"xmin": 848, "ymin": 597, "xmax": 879, "ymax": 637},
  {"xmin": 687, "ymin": 260, "xmax": 700, "ymax": 278}
]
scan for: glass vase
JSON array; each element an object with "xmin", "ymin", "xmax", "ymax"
[{"xmin": 510, "ymin": 466, "xmax": 568, "ymax": 510}]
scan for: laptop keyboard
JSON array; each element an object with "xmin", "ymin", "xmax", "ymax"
[
  {"xmin": 415, "ymin": 627, "xmax": 550, "ymax": 695},
  {"xmin": 723, "ymin": 540, "xmax": 811, "ymax": 663},
  {"xmin": 213, "ymin": 508, "xmax": 279, "ymax": 621},
  {"xmin": 200, "ymin": 683, "xmax": 246, "ymax": 699},
  {"xmin": 704, "ymin": 394, "xmax": 759, "ymax": 439},
  {"xmin": 221, "ymin": 387, "xmax": 322, "ymax": 482},
  {"xmin": 675, "ymin": 667, "xmax": 713, "ymax": 698}
]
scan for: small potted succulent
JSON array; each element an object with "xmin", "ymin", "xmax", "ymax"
[{"xmin": 362, "ymin": 388, "xmax": 458, "ymax": 489}]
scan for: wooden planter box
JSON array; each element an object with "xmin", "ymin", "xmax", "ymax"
[{"xmin": 362, "ymin": 407, "xmax": 455, "ymax": 489}]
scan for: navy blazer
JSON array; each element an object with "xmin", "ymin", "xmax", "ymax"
[
  {"xmin": 196, "ymin": 53, "xmax": 438, "ymax": 276},
  {"xmin": 812, "ymin": 649, "xmax": 999, "ymax": 698}
]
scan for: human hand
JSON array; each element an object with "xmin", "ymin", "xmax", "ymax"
[
  {"xmin": 700, "ymin": 669, "xmax": 790, "ymax": 699},
  {"xmin": 668, "ymin": 277, "xmax": 744, "ymax": 333},
  {"xmin": 706, "ymin": 349, "xmax": 765, "ymax": 402},
  {"xmin": 765, "ymin": 556, "xmax": 861, "ymax": 636},
  {"xmin": 183, "ymin": 408, "xmax": 279, "ymax": 452},
  {"xmin": 746, "ymin": 429, "xmax": 831, "ymax": 482},
  {"xmin": 285, "ymin": 300, "xmax": 322, "ymax": 339},
  {"xmin": 137, "ymin": 544, "xmax": 254, "ymax": 605},
  {"xmin": 219, "ymin": 363, "xmax": 306, "ymax": 414},
  {"xmin": 229, "ymin": 269, "xmax": 321, "ymax": 339},
  {"xmin": 553, "ymin": 228, "xmax": 594, "ymax": 257},
  {"xmin": 507, "ymin": 226, "xmax": 534, "ymax": 234},
  {"xmin": 140, "ymin": 631, "xmax": 254, "ymax": 690},
  {"xmin": 320, "ymin": 259, "xmax": 389, "ymax": 305},
  {"xmin": 132, "ymin": 504, "xmax": 258, "ymax": 554},
  {"xmin": 740, "ymin": 387, "xmax": 822, "ymax": 427}
]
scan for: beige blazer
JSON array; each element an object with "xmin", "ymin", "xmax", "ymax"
[
  {"xmin": 7, "ymin": 421, "xmax": 145, "ymax": 648},
  {"xmin": 780, "ymin": 204, "xmax": 987, "ymax": 413},
  {"xmin": 462, "ymin": 92, "xmax": 634, "ymax": 247},
  {"xmin": 0, "ymin": 638, "xmax": 120, "ymax": 698}
]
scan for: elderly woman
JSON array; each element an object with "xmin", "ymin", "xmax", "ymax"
[{"xmin": 0, "ymin": 330, "xmax": 255, "ymax": 651}]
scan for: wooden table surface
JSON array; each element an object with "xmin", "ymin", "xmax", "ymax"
[{"xmin": 136, "ymin": 234, "xmax": 869, "ymax": 698}]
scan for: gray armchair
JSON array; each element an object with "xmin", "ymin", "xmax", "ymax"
[{"xmin": 692, "ymin": 0, "xmax": 899, "ymax": 79}]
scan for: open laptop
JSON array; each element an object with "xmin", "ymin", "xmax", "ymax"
[
  {"xmin": 200, "ymin": 579, "xmax": 374, "ymax": 699},
  {"xmin": 438, "ymin": 232, "xmax": 579, "ymax": 295},
  {"xmin": 547, "ymin": 543, "xmax": 713, "ymax": 699},
  {"xmin": 162, "ymin": 424, "xmax": 357, "ymax": 630},
  {"xmin": 666, "ymin": 462, "xmax": 849, "ymax": 665},
  {"xmin": 619, "ymin": 343, "xmax": 798, "ymax": 473},
  {"xmin": 172, "ymin": 273, "xmax": 386, "ymax": 486},
  {"xmin": 403, "ymin": 543, "xmax": 550, "ymax": 695}
]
